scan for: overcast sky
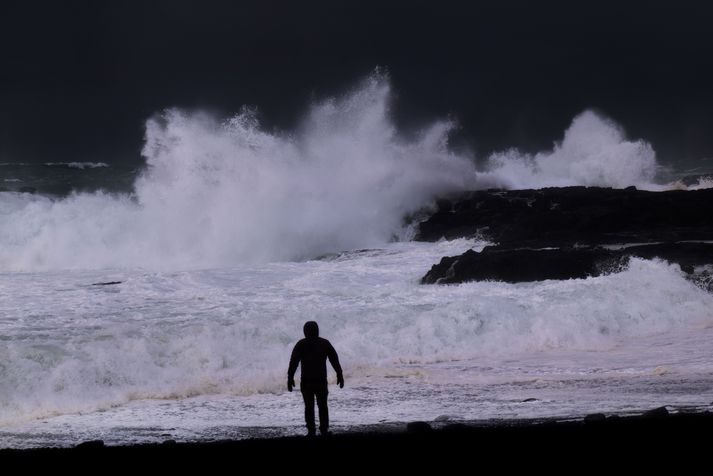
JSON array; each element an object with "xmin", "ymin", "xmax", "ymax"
[{"xmin": 1, "ymin": 0, "xmax": 712, "ymax": 167}]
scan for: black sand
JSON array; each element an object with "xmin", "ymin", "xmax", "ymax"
[{"xmin": 3, "ymin": 410, "xmax": 711, "ymax": 471}]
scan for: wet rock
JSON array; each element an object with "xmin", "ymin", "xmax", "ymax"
[
  {"xmin": 522, "ymin": 398, "xmax": 539, "ymax": 403},
  {"xmin": 416, "ymin": 187, "xmax": 713, "ymax": 247},
  {"xmin": 584, "ymin": 413, "xmax": 607, "ymax": 423},
  {"xmin": 422, "ymin": 243, "xmax": 713, "ymax": 284},
  {"xmin": 643, "ymin": 406, "xmax": 670, "ymax": 418}
]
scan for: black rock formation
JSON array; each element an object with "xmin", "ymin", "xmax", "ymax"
[
  {"xmin": 642, "ymin": 406, "xmax": 670, "ymax": 418},
  {"xmin": 417, "ymin": 187, "xmax": 713, "ymax": 286},
  {"xmin": 416, "ymin": 187, "xmax": 713, "ymax": 248},
  {"xmin": 421, "ymin": 243, "xmax": 713, "ymax": 285}
]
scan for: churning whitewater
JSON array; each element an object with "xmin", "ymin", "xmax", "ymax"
[
  {"xmin": 1, "ymin": 239, "xmax": 712, "ymax": 445},
  {"xmin": 1, "ymin": 74, "xmax": 712, "ymax": 448}
]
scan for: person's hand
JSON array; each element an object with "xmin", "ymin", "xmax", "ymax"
[
  {"xmin": 337, "ymin": 374, "xmax": 344, "ymax": 389},
  {"xmin": 288, "ymin": 377, "xmax": 295, "ymax": 392}
]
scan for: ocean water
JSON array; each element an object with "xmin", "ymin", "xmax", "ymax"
[
  {"xmin": 1, "ymin": 73, "xmax": 712, "ymax": 448},
  {"xmin": 1, "ymin": 240, "xmax": 712, "ymax": 448}
]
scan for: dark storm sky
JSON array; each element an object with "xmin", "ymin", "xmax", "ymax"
[{"xmin": 1, "ymin": 0, "xmax": 712, "ymax": 168}]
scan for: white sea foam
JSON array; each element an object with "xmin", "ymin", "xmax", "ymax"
[{"xmin": 0, "ymin": 242, "xmax": 711, "ymax": 426}]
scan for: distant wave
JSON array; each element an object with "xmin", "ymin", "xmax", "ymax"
[{"xmin": 43, "ymin": 162, "xmax": 109, "ymax": 169}]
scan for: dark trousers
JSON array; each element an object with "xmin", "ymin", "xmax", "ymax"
[{"xmin": 300, "ymin": 382, "xmax": 329, "ymax": 433}]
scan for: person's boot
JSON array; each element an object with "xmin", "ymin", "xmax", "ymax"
[{"xmin": 306, "ymin": 428, "xmax": 317, "ymax": 437}]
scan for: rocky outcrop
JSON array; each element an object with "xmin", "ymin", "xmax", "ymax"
[
  {"xmin": 417, "ymin": 187, "xmax": 713, "ymax": 286},
  {"xmin": 421, "ymin": 243, "xmax": 713, "ymax": 285},
  {"xmin": 416, "ymin": 187, "xmax": 713, "ymax": 247}
]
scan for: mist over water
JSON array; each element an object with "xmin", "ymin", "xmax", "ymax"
[{"xmin": 0, "ymin": 73, "xmax": 704, "ymax": 272}]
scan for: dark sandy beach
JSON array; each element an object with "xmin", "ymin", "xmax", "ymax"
[{"xmin": 2, "ymin": 409, "xmax": 710, "ymax": 471}]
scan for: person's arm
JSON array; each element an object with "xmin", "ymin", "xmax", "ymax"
[
  {"xmin": 287, "ymin": 341, "xmax": 302, "ymax": 391},
  {"xmin": 327, "ymin": 341, "xmax": 344, "ymax": 388}
]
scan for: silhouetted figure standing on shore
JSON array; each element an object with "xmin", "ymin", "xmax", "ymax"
[{"xmin": 288, "ymin": 321, "xmax": 344, "ymax": 436}]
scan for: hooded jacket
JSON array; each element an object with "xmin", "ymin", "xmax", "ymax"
[{"xmin": 288, "ymin": 321, "xmax": 343, "ymax": 385}]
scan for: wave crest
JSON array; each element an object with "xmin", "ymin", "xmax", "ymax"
[
  {"xmin": 475, "ymin": 110, "xmax": 659, "ymax": 189},
  {"xmin": 0, "ymin": 73, "xmax": 475, "ymax": 271}
]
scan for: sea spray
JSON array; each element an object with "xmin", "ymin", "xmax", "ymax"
[
  {"xmin": 4, "ymin": 71, "xmax": 703, "ymax": 272},
  {"xmin": 475, "ymin": 110, "xmax": 659, "ymax": 190},
  {"xmin": 0, "ymin": 74, "xmax": 475, "ymax": 271}
]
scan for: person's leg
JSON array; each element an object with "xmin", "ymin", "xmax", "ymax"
[
  {"xmin": 300, "ymin": 386, "xmax": 316, "ymax": 436},
  {"xmin": 315, "ymin": 385, "xmax": 329, "ymax": 435}
]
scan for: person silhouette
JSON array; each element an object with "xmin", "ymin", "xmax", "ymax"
[{"xmin": 287, "ymin": 321, "xmax": 344, "ymax": 437}]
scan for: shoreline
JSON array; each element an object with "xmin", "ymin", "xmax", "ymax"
[{"xmin": 3, "ymin": 408, "xmax": 711, "ymax": 469}]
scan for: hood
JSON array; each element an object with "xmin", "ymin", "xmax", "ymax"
[{"xmin": 303, "ymin": 321, "xmax": 319, "ymax": 339}]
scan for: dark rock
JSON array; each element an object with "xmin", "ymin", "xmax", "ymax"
[
  {"xmin": 91, "ymin": 281, "xmax": 123, "ymax": 286},
  {"xmin": 416, "ymin": 187, "xmax": 713, "ymax": 247},
  {"xmin": 643, "ymin": 406, "xmax": 670, "ymax": 418},
  {"xmin": 18, "ymin": 186, "xmax": 37, "ymax": 194},
  {"xmin": 422, "ymin": 243, "xmax": 713, "ymax": 284},
  {"xmin": 75, "ymin": 440, "xmax": 104, "ymax": 449},
  {"xmin": 162, "ymin": 439, "xmax": 178, "ymax": 445},
  {"xmin": 584, "ymin": 413, "xmax": 607, "ymax": 423},
  {"xmin": 406, "ymin": 421, "xmax": 433, "ymax": 433},
  {"xmin": 522, "ymin": 398, "xmax": 539, "ymax": 402}
]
